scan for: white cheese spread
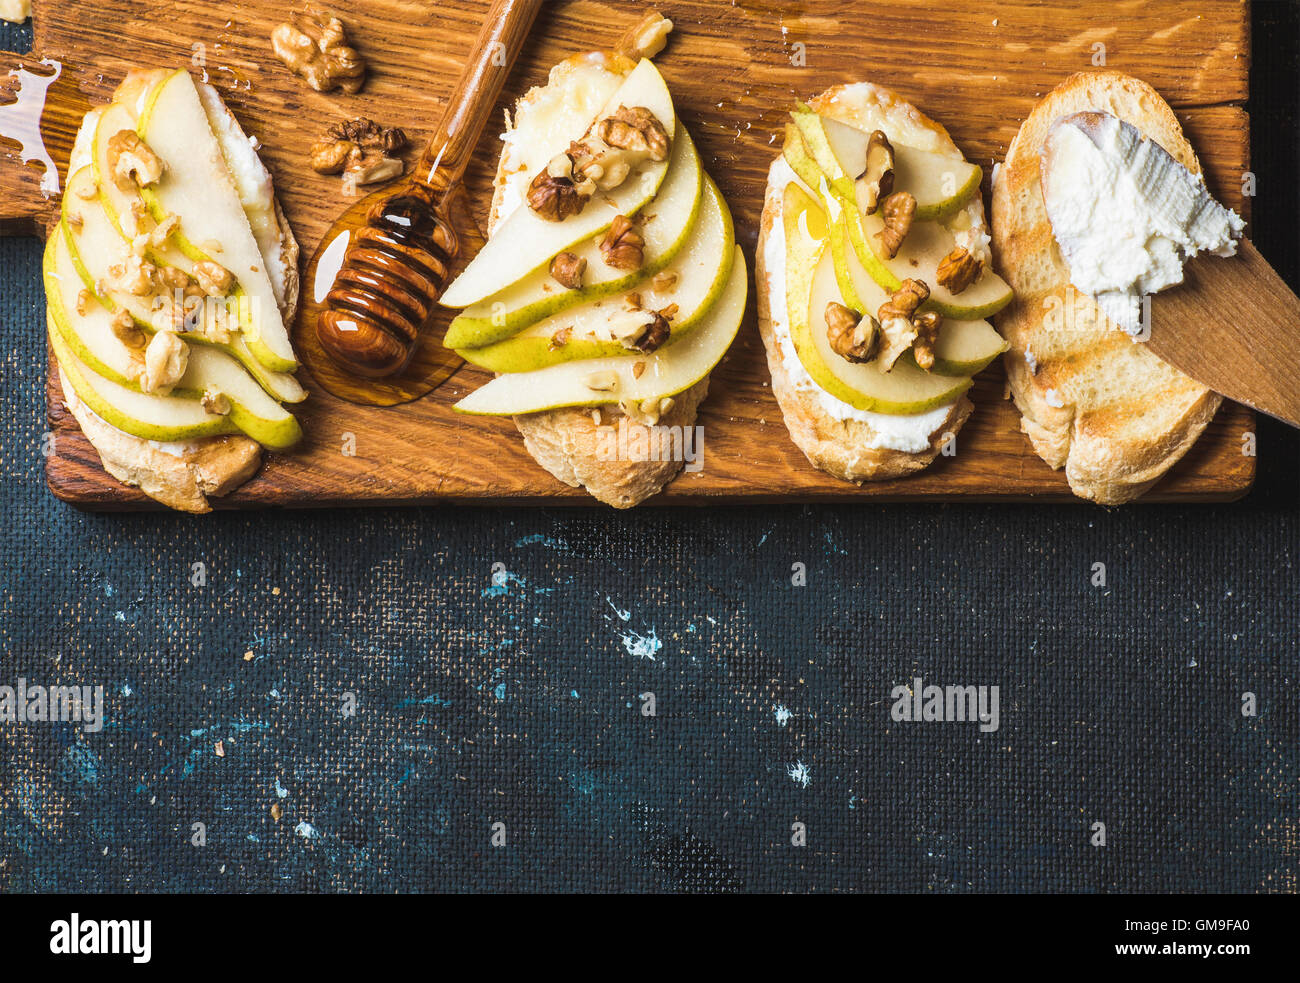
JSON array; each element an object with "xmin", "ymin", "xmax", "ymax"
[{"xmin": 1040, "ymin": 112, "xmax": 1244, "ymax": 335}]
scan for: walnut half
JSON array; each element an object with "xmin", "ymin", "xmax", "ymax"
[
  {"xmin": 859, "ymin": 130, "xmax": 895, "ymax": 214},
  {"xmin": 875, "ymin": 191, "xmax": 916, "ymax": 259},
  {"xmin": 107, "ymin": 130, "xmax": 164, "ymax": 191},
  {"xmin": 549, "ymin": 252, "xmax": 586, "ymax": 289},
  {"xmin": 936, "ymin": 246, "xmax": 983, "ymax": 294},
  {"xmin": 616, "ymin": 10, "xmax": 674, "ymax": 60},
  {"xmin": 271, "ymin": 7, "xmax": 366, "ymax": 94},
  {"xmin": 876, "ymin": 278, "xmax": 934, "ymax": 372},
  {"xmin": 825, "ymin": 301, "xmax": 879, "ymax": 363},
  {"xmin": 600, "ymin": 215, "xmax": 644, "ymax": 271},
  {"xmin": 527, "ymin": 154, "xmax": 594, "ymax": 221}
]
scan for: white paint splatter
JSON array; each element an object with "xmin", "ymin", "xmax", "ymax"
[
  {"xmin": 606, "ymin": 597, "xmax": 631, "ymax": 622},
  {"xmin": 788, "ymin": 761, "xmax": 811, "ymax": 788},
  {"xmin": 621, "ymin": 629, "xmax": 662, "ymax": 662},
  {"xmin": 294, "ymin": 821, "xmax": 319, "ymax": 840},
  {"xmin": 774, "ymin": 704, "xmax": 793, "ymax": 727}
]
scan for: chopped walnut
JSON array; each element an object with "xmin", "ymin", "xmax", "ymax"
[
  {"xmin": 109, "ymin": 309, "xmax": 146, "ymax": 350},
  {"xmin": 271, "ymin": 7, "xmax": 366, "ymax": 94},
  {"xmin": 584, "ymin": 370, "xmax": 620, "ymax": 393},
  {"xmin": 549, "ymin": 252, "xmax": 587, "ymax": 289},
  {"xmin": 911, "ymin": 310, "xmax": 942, "ymax": 370},
  {"xmin": 548, "ymin": 326, "xmax": 573, "ymax": 351},
  {"xmin": 192, "ymin": 261, "xmax": 235, "ymax": 298},
  {"xmin": 140, "ymin": 329, "xmax": 188, "ymax": 394},
  {"xmin": 312, "ymin": 118, "xmax": 407, "ymax": 178},
  {"xmin": 616, "ymin": 10, "xmax": 674, "ymax": 60},
  {"xmin": 156, "ymin": 266, "xmax": 193, "ymax": 293},
  {"xmin": 600, "ymin": 215, "xmax": 644, "ymax": 270},
  {"xmin": 201, "ymin": 388, "xmax": 232, "ymax": 416},
  {"xmin": 310, "ymin": 139, "xmax": 360, "ymax": 175},
  {"xmin": 936, "ymin": 246, "xmax": 983, "ymax": 294},
  {"xmin": 341, "ymin": 154, "xmax": 404, "ymax": 196},
  {"xmin": 569, "ymin": 105, "xmax": 671, "ymax": 192},
  {"xmin": 527, "ymin": 155, "xmax": 593, "ymax": 221},
  {"xmin": 651, "ymin": 270, "xmax": 678, "ymax": 292},
  {"xmin": 632, "ymin": 360, "xmax": 647, "ymax": 379},
  {"xmin": 860, "ymin": 130, "xmax": 895, "ymax": 214},
  {"xmin": 619, "ymin": 394, "xmax": 674, "ymax": 427},
  {"xmin": 876, "ymin": 278, "xmax": 934, "ymax": 372},
  {"xmin": 825, "ymin": 300, "xmax": 879, "ymax": 363},
  {"xmin": 875, "ymin": 191, "xmax": 916, "ymax": 259},
  {"xmin": 107, "ymin": 255, "xmax": 159, "ymax": 297},
  {"xmin": 75, "ymin": 289, "xmax": 92, "ymax": 317},
  {"xmin": 107, "ymin": 130, "xmax": 164, "ymax": 191},
  {"xmin": 149, "ymin": 215, "xmax": 180, "ymax": 248}
]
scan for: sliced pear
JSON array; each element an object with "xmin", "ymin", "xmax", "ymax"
[
  {"xmin": 441, "ymin": 58, "xmax": 677, "ymax": 309},
  {"xmin": 134, "ymin": 68, "xmax": 297, "ymax": 373},
  {"xmin": 782, "ymin": 183, "xmax": 970, "ymax": 414},
  {"xmin": 857, "ymin": 210, "xmax": 1013, "ymax": 317},
  {"xmin": 445, "ymin": 128, "xmax": 704, "ymax": 349},
  {"xmin": 455, "ymin": 246, "xmax": 747, "ymax": 416},
  {"xmin": 457, "ymin": 177, "xmax": 734, "ymax": 373},
  {"xmin": 825, "ymin": 208, "xmax": 1006, "ymax": 376},
  {"xmin": 61, "ymin": 166, "xmax": 305, "ymax": 403},
  {"xmin": 51, "ymin": 321, "xmax": 239, "ymax": 443},
  {"xmin": 791, "ymin": 109, "xmax": 981, "ymax": 222},
  {"xmin": 46, "ymin": 232, "xmax": 302, "ymax": 450}
]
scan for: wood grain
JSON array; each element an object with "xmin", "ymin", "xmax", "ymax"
[{"xmin": 0, "ymin": 0, "xmax": 1256, "ymax": 507}]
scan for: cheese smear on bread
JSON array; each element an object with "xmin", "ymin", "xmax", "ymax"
[
  {"xmin": 764, "ymin": 156, "xmax": 952, "ymax": 453},
  {"xmin": 1041, "ymin": 113, "xmax": 1244, "ymax": 335}
]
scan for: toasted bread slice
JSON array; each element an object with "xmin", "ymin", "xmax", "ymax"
[
  {"xmin": 991, "ymin": 71, "xmax": 1222, "ymax": 504},
  {"xmin": 755, "ymin": 82, "xmax": 980, "ymax": 482},
  {"xmin": 484, "ymin": 23, "xmax": 708, "ymax": 508},
  {"xmin": 54, "ymin": 71, "xmax": 301, "ymax": 512}
]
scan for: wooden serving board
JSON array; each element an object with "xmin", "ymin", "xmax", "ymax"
[{"xmin": 0, "ymin": 0, "xmax": 1255, "ymax": 507}]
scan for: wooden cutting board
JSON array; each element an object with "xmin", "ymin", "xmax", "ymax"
[{"xmin": 0, "ymin": 0, "xmax": 1255, "ymax": 507}]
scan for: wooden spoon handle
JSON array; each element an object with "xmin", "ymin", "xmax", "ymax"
[{"xmin": 413, "ymin": 0, "xmax": 544, "ymax": 195}]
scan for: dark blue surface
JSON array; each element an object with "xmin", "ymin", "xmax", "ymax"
[{"xmin": 1, "ymin": 10, "xmax": 1298, "ymax": 893}]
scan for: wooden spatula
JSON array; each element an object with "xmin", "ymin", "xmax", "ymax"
[
  {"xmin": 1144, "ymin": 240, "xmax": 1300, "ymax": 428},
  {"xmin": 1041, "ymin": 112, "xmax": 1300, "ymax": 428}
]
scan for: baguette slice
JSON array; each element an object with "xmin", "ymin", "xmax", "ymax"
[
  {"xmin": 756, "ymin": 82, "xmax": 978, "ymax": 482},
  {"xmin": 485, "ymin": 27, "xmax": 710, "ymax": 508},
  {"xmin": 991, "ymin": 71, "xmax": 1222, "ymax": 503},
  {"xmin": 54, "ymin": 72, "xmax": 300, "ymax": 513}
]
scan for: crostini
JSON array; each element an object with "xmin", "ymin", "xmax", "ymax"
[
  {"xmin": 440, "ymin": 12, "xmax": 747, "ymax": 508},
  {"xmin": 756, "ymin": 83, "xmax": 1012, "ymax": 483},
  {"xmin": 50, "ymin": 67, "xmax": 303, "ymax": 512}
]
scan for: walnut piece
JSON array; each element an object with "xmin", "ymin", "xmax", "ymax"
[
  {"xmin": 527, "ymin": 154, "xmax": 594, "ymax": 221},
  {"xmin": 548, "ymin": 326, "xmax": 573, "ymax": 351},
  {"xmin": 629, "ymin": 310, "xmax": 670, "ymax": 353},
  {"xmin": 201, "ymin": 388, "xmax": 232, "ymax": 416},
  {"xmin": 825, "ymin": 300, "xmax": 879, "ymax": 363},
  {"xmin": 584, "ymin": 370, "xmax": 620, "ymax": 393},
  {"xmin": 600, "ymin": 215, "xmax": 644, "ymax": 271},
  {"xmin": 860, "ymin": 130, "xmax": 895, "ymax": 214},
  {"xmin": 616, "ymin": 10, "xmax": 673, "ymax": 60},
  {"xmin": 140, "ymin": 330, "xmax": 188, "ymax": 394},
  {"xmin": 619, "ymin": 394, "xmax": 674, "ymax": 427},
  {"xmin": 107, "ymin": 130, "xmax": 164, "ymax": 191},
  {"xmin": 192, "ymin": 261, "xmax": 235, "ymax": 298},
  {"xmin": 109, "ymin": 309, "xmax": 146, "ymax": 351},
  {"xmin": 107, "ymin": 255, "xmax": 159, "ymax": 297},
  {"xmin": 876, "ymin": 279, "xmax": 934, "ymax": 372},
  {"xmin": 911, "ymin": 310, "xmax": 942, "ymax": 370},
  {"xmin": 271, "ymin": 7, "xmax": 366, "ymax": 94},
  {"xmin": 936, "ymin": 246, "xmax": 983, "ymax": 294},
  {"xmin": 341, "ymin": 154, "xmax": 404, "ymax": 196},
  {"xmin": 312, "ymin": 118, "xmax": 408, "ymax": 176},
  {"xmin": 570, "ymin": 105, "xmax": 671, "ymax": 192},
  {"xmin": 875, "ymin": 191, "xmax": 916, "ymax": 259},
  {"xmin": 549, "ymin": 252, "xmax": 586, "ymax": 289}
]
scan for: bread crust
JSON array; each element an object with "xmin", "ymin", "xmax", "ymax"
[
  {"xmin": 484, "ymin": 43, "xmax": 710, "ymax": 507},
  {"xmin": 991, "ymin": 70, "xmax": 1222, "ymax": 504},
  {"xmin": 755, "ymin": 82, "xmax": 979, "ymax": 483}
]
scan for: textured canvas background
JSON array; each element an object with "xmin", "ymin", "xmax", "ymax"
[{"xmin": 1, "ymin": 7, "xmax": 1298, "ymax": 893}]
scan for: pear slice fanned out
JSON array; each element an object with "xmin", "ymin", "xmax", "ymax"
[
  {"xmin": 61, "ymin": 165, "xmax": 305, "ymax": 403},
  {"xmin": 825, "ymin": 207, "xmax": 1006, "ymax": 377},
  {"xmin": 51, "ymin": 319, "xmax": 239, "ymax": 443},
  {"xmin": 445, "ymin": 127, "xmax": 704, "ymax": 349},
  {"xmin": 46, "ymin": 232, "xmax": 301, "ymax": 450},
  {"xmin": 441, "ymin": 58, "xmax": 677, "ymax": 309},
  {"xmin": 455, "ymin": 246, "xmax": 747, "ymax": 416},
  {"xmin": 782, "ymin": 183, "xmax": 970, "ymax": 414},
  {"xmin": 457, "ymin": 177, "xmax": 734, "ymax": 373},
  {"xmin": 133, "ymin": 68, "xmax": 297, "ymax": 373}
]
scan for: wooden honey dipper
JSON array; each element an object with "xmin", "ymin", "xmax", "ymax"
[{"xmin": 315, "ymin": 0, "xmax": 543, "ymax": 378}]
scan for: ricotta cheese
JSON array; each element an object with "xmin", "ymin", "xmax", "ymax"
[
  {"xmin": 764, "ymin": 157, "xmax": 953, "ymax": 453},
  {"xmin": 1040, "ymin": 112, "xmax": 1244, "ymax": 335}
]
